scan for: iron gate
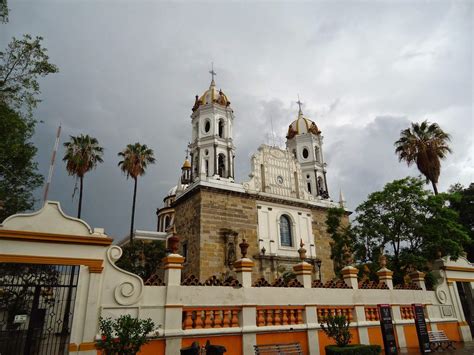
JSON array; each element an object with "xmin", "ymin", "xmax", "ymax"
[{"xmin": 0, "ymin": 263, "xmax": 79, "ymax": 355}]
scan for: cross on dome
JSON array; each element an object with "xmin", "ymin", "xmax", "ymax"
[
  {"xmin": 209, "ymin": 62, "xmax": 216, "ymax": 86},
  {"xmin": 296, "ymin": 95, "xmax": 303, "ymax": 115}
]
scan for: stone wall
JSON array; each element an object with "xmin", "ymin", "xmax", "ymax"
[
  {"xmin": 311, "ymin": 208, "xmax": 341, "ymax": 281},
  {"xmin": 174, "ymin": 190, "xmax": 201, "ymax": 278},
  {"xmin": 199, "ymin": 188, "xmax": 258, "ymax": 280}
]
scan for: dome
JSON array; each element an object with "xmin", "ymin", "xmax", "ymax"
[
  {"xmin": 192, "ymin": 80, "xmax": 231, "ymax": 111},
  {"xmin": 182, "ymin": 158, "xmax": 191, "ymax": 169},
  {"xmin": 286, "ymin": 110, "xmax": 320, "ymax": 139}
]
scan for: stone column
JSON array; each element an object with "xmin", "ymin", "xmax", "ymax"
[
  {"xmin": 163, "ymin": 235, "xmax": 185, "ymax": 286},
  {"xmin": 293, "ymin": 240, "xmax": 312, "ymax": 288},
  {"xmin": 341, "ymin": 265, "xmax": 359, "ymax": 289},
  {"xmin": 409, "ymin": 270, "xmax": 426, "ymax": 291},
  {"xmin": 234, "ymin": 238, "xmax": 254, "ymax": 287},
  {"xmin": 377, "ymin": 267, "xmax": 394, "ymax": 289},
  {"xmin": 377, "ymin": 255, "xmax": 393, "ymax": 289},
  {"xmin": 163, "ymin": 254, "xmax": 185, "ymax": 286}
]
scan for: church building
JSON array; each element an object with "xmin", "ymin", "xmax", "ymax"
[{"xmin": 158, "ymin": 71, "xmax": 348, "ymax": 283}]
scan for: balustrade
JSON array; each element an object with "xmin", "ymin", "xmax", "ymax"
[
  {"xmin": 182, "ymin": 307, "xmax": 240, "ymax": 330},
  {"xmin": 256, "ymin": 306, "xmax": 304, "ymax": 327},
  {"xmin": 364, "ymin": 306, "xmax": 380, "ymax": 321},
  {"xmin": 400, "ymin": 305, "xmax": 415, "ymax": 320},
  {"xmin": 317, "ymin": 306, "xmax": 354, "ymax": 322}
]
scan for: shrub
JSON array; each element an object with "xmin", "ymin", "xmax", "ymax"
[
  {"xmin": 96, "ymin": 315, "xmax": 155, "ymax": 355},
  {"xmin": 326, "ymin": 344, "xmax": 382, "ymax": 355},
  {"xmin": 320, "ymin": 314, "xmax": 352, "ymax": 347}
]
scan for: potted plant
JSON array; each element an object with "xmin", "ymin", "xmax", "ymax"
[
  {"xmin": 321, "ymin": 314, "xmax": 381, "ymax": 355},
  {"xmin": 96, "ymin": 315, "xmax": 156, "ymax": 355}
]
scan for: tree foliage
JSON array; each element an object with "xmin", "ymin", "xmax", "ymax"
[
  {"xmin": 0, "ymin": 34, "xmax": 58, "ymax": 118},
  {"xmin": 320, "ymin": 314, "xmax": 352, "ymax": 347},
  {"xmin": 115, "ymin": 240, "xmax": 166, "ymax": 281},
  {"xmin": 96, "ymin": 315, "xmax": 155, "ymax": 355},
  {"xmin": 326, "ymin": 177, "xmax": 470, "ymax": 284},
  {"xmin": 395, "ymin": 120, "xmax": 451, "ymax": 195},
  {"xmin": 63, "ymin": 134, "xmax": 104, "ymax": 218},
  {"xmin": 0, "ymin": 102, "xmax": 43, "ymax": 221},
  {"xmin": 326, "ymin": 207, "xmax": 353, "ymax": 275},
  {"xmin": 449, "ymin": 183, "xmax": 474, "ymax": 262}
]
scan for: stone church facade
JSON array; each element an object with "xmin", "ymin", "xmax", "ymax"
[{"xmin": 161, "ymin": 72, "xmax": 349, "ymax": 283}]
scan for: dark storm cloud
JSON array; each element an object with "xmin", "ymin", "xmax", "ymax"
[{"xmin": 2, "ymin": 1, "xmax": 472, "ymax": 238}]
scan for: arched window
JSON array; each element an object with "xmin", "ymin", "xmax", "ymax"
[
  {"xmin": 218, "ymin": 120, "xmax": 224, "ymax": 138},
  {"xmin": 218, "ymin": 153, "xmax": 226, "ymax": 177},
  {"xmin": 279, "ymin": 215, "xmax": 293, "ymax": 247},
  {"xmin": 164, "ymin": 215, "xmax": 170, "ymax": 231}
]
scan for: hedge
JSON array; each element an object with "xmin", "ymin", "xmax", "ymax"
[{"xmin": 325, "ymin": 344, "xmax": 382, "ymax": 355}]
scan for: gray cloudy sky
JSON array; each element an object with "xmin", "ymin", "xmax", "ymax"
[{"xmin": 2, "ymin": 1, "xmax": 473, "ymax": 239}]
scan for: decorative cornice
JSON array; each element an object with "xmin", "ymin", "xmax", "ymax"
[
  {"xmin": 0, "ymin": 229, "xmax": 113, "ymax": 246},
  {"xmin": 0, "ymin": 254, "xmax": 104, "ymax": 273},
  {"xmin": 174, "ymin": 183, "xmax": 338, "ymax": 213}
]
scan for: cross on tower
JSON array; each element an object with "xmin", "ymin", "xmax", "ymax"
[
  {"xmin": 296, "ymin": 95, "xmax": 303, "ymax": 114},
  {"xmin": 209, "ymin": 62, "xmax": 216, "ymax": 84}
]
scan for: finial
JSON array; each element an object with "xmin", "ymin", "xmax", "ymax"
[
  {"xmin": 209, "ymin": 62, "xmax": 216, "ymax": 86},
  {"xmin": 185, "ymin": 147, "xmax": 189, "ymax": 159},
  {"xmin": 296, "ymin": 95, "xmax": 303, "ymax": 115},
  {"xmin": 339, "ymin": 189, "xmax": 346, "ymax": 208},
  {"xmin": 298, "ymin": 239, "xmax": 307, "ymax": 260},
  {"xmin": 239, "ymin": 238, "xmax": 249, "ymax": 258}
]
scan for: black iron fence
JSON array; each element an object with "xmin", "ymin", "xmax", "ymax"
[{"xmin": 0, "ymin": 263, "xmax": 79, "ymax": 355}]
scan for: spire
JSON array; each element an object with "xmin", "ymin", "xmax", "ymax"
[
  {"xmin": 339, "ymin": 188, "xmax": 346, "ymax": 208},
  {"xmin": 209, "ymin": 62, "xmax": 216, "ymax": 87}
]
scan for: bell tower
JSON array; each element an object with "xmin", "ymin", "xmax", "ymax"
[
  {"xmin": 286, "ymin": 100, "xmax": 329, "ymax": 199},
  {"xmin": 189, "ymin": 67, "xmax": 235, "ymax": 181}
]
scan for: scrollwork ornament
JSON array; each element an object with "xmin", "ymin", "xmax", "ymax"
[{"xmin": 106, "ymin": 246, "xmax": 144, "ymax": 306}]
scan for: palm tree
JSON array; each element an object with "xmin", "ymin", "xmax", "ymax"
[
  {"xmin": 118, "ymin": 143, "xmax": 156, "ymax": 243},
  {"xmin": 63, "ymin": 134, "xmax": 104, "ymax": 218},
  {"xmin": 395, "ymin": 120, "xmax": 451, "ymax": 195}
]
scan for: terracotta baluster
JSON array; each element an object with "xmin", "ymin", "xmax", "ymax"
[
  {"xmin": 296, "ymin": 309, "xmax": 303, "ymax": 324},
  {"xmin": 289, "ymin": 309, "xmax": 296, "ymax": 324},
  {"xmin": 194, "ymin": 310, "xmax": 203, "ymax": 329},
  {"xmin": 213, "ymin": 309, "xmax": 222, "ymax": 328},
  {"xmin": 204, "ymin": 310, "xmax": 212, "ymax": 328},
  {"xmin": 274, "ymin": 309, "xmax": 281, "ymax": 325},
  {"xmin": 257, "ymin": 309, "xmax": 265, "ymax": 326},
  {"xmin": 183, "ymin": 310, "xmax": 193, "ymax": 329},
  {"xmin": 266, "ymin": 309, "xmax": 273, "ymax": 326},
  {"xmin": 222, "ymin": 309, "xmax": 230, "ymax": 327},
  {"xmin": 282, "ymin": 309, "xmax": 289, "ymax": 325},
  {"xmin": 231, "ymin": 309, "xmax": 239, "ymax": 327}
]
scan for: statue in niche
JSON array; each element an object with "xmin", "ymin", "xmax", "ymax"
[{"xmin": 223, "ymin": 230, "xmax": 238, "ymax": 269}]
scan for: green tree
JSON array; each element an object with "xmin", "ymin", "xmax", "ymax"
[
  {"xmin": 395, "ymin": 120, "xmax": 451, "ymax": 195},
  {"xmin": 326, "ymin": 177, "xmax": 469, "ymax": 284},
  {"xmin": 116, "ymin": 240, "xmax": 166, "ymax": 281},
  {"xmin": 326, "ymin": 207, "xmax": 354, "ymax": 275},
  {"xmin": 0, "ymin": 102, "xmax": 43, "ymax": 221},
  {"xmin": 118, "ymin": 143, "xmax": 155, "ymax": 243},
  {"xmin": 0, "ymin": 34, "xmax": 58, "ymax": 118},
  {"xmin": 449, "ymin": 183, "xmax": 474, "ymax": 262},
  {"xmin": 63, "ymin": 134, "xmax": 104, "ymax": 219}
]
